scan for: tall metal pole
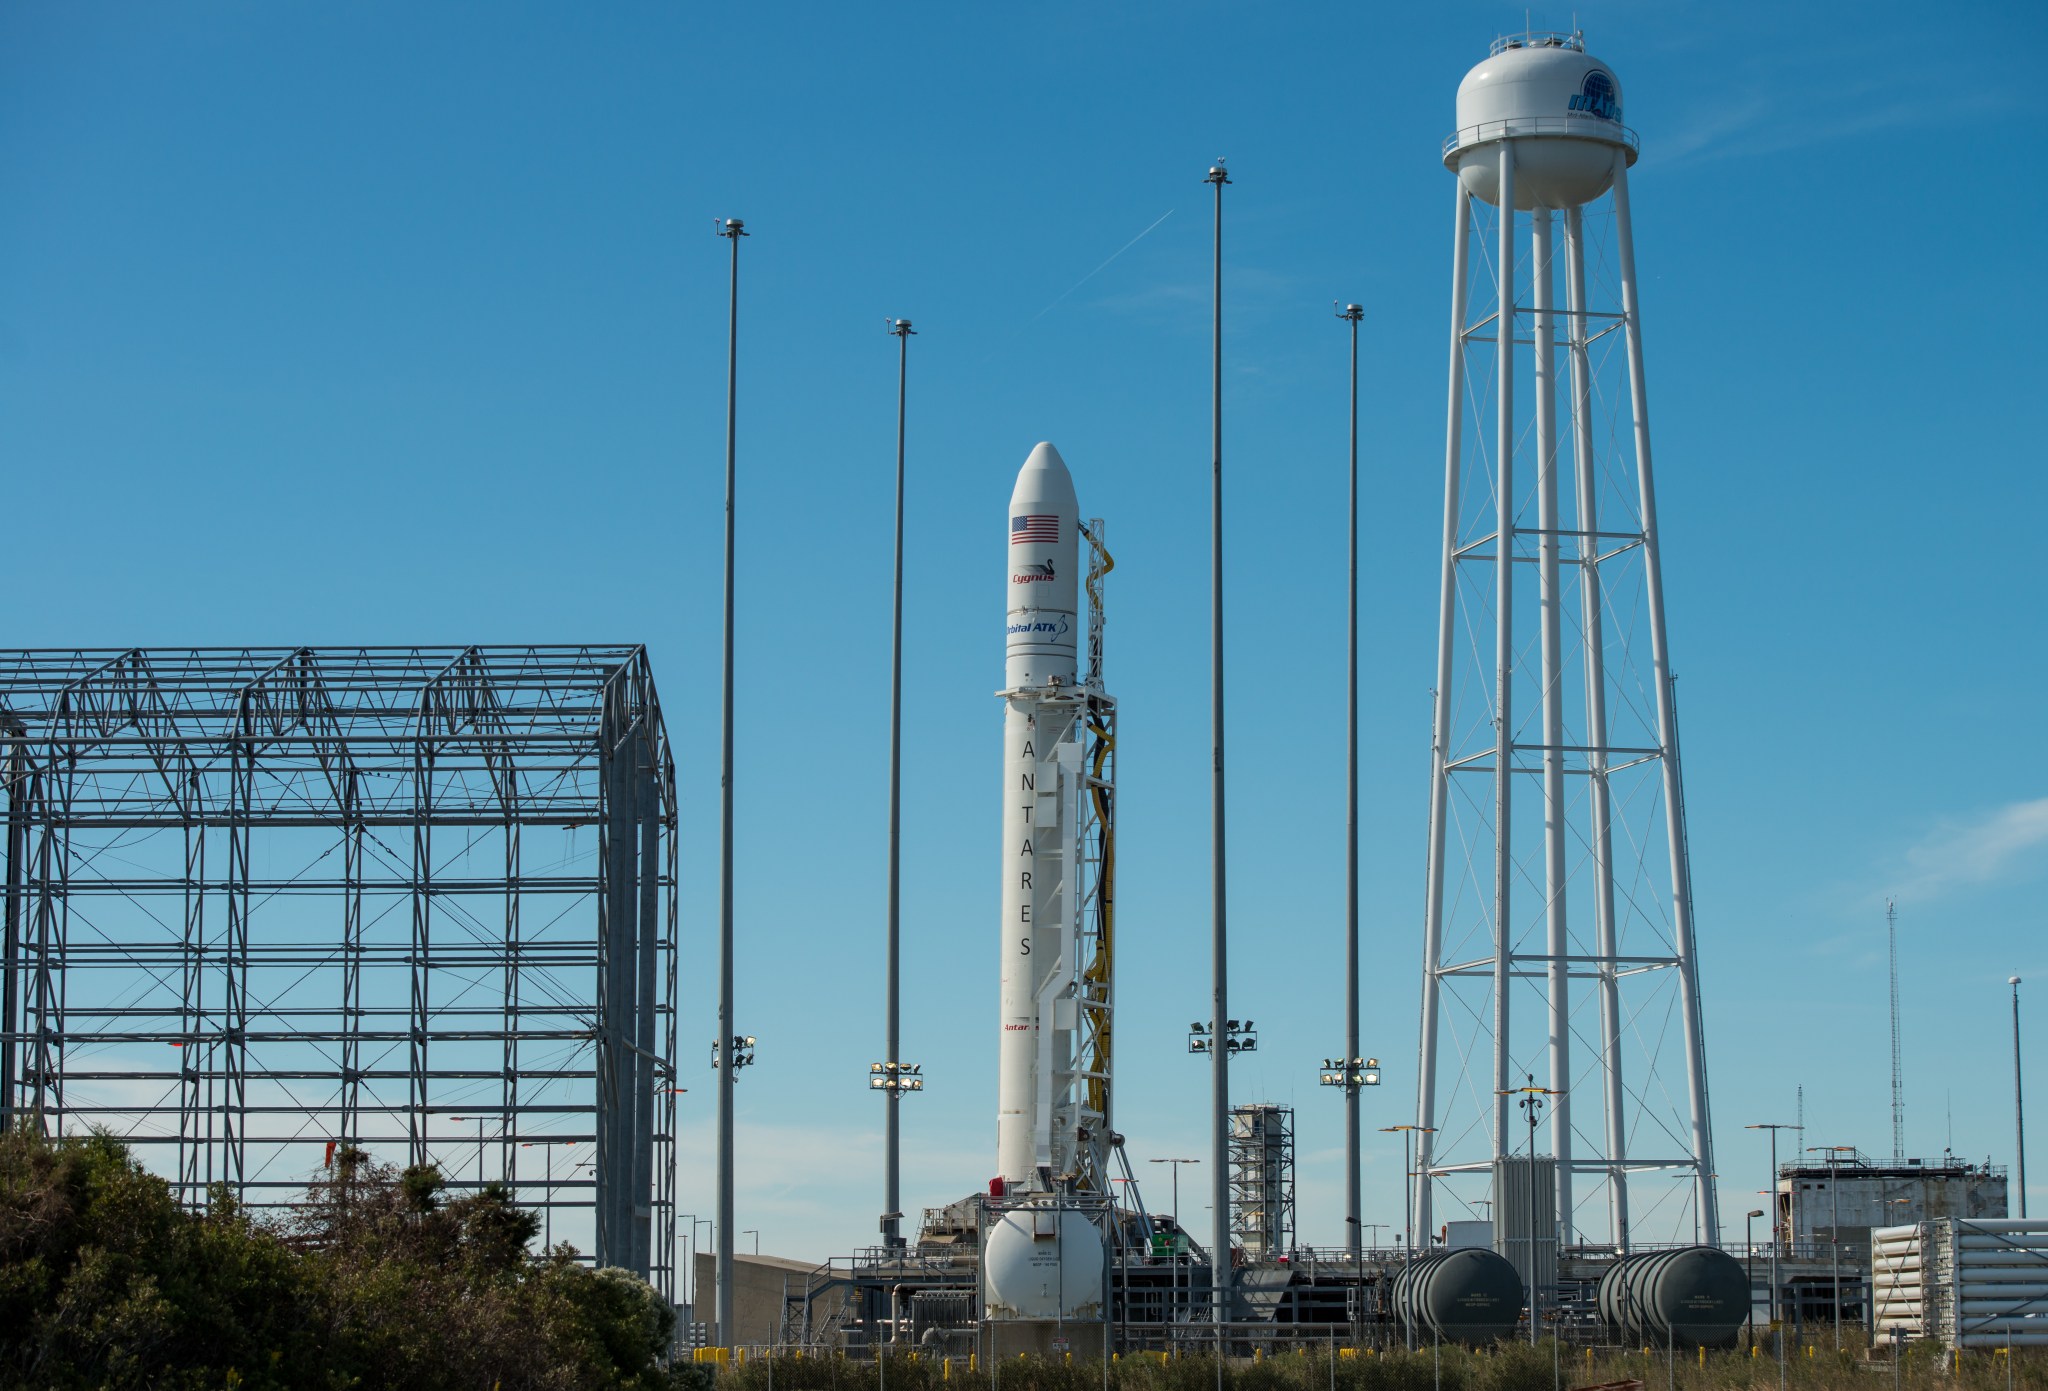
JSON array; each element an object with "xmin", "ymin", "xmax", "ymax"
[
  {"xmin": 1889, "ymin": 901, "xmax": 1903, "ymax": 1164},
  {"xmin": 1831, "ymin": 1152, "xmax": 1841, "ymax": 1349},
  {"xmin": 1384, "ymin": 1124, "xmax": 1433, "ymax": 1352},
  {"xmin": 882, "ymin": 318, "xmax": 914, "ymax": 1251},
  {"xmin": 1338, "ymin": 301, "xmax": 1364, "ymax": 1263},
  {"xmin": 1747, "ymin": 1123, "xmax": 1792, "ymax": 1327},
  {"xmin": 715, "ymin": 215, "xmax": 746, "ymax": 1349},
  {"xmin": 2014, "ymin": 977, "xmax": 2027, "ymax": 1219},
  {"xmin": 1205, "ymin": 158, "xmax": 1231, "ymax": 1358},
  {"xmin": 1811, "ymin": 1145, "xmax": 1849, "ymax": 1351}
]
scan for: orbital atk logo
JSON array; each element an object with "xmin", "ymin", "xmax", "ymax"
[{"xmin": 1567, "ymin": 69, "xmax": 1620, "ymax": 121}]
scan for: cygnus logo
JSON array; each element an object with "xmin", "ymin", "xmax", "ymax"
[{"xmin": 1568, "ymin": 69, "xmax": 1619, "ymax": 121}]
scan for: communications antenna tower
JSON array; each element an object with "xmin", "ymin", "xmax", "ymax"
[{"xmin": 1889, "ymin": 898, "xmax": 1903, "ymax": 1163}]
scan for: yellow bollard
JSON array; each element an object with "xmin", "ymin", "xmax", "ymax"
[
  {"xmin": 944, "ymin": 1357, "xmax": 951, "ymax": 1381},
  {"xmin": 969, "ymin": 1353, "xmax": 977, "ymax": 1373},
  {"xmin": 1699, "ymin": 1346, "xmax": 1705, "ymax": 1367}
]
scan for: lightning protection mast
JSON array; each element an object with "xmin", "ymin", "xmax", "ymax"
[{"xmin": 1413, "ymin": 33, "xmax": 1719, "ymax": 1254}]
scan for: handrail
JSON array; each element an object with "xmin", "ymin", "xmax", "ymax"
[
  {"xmin": 1443, "ymin": 118, "xmax": 1640, "ymax": 159},
  {"xmin": 1491, "ymin": 31, "xmax": 1583, "ymax": 56}
]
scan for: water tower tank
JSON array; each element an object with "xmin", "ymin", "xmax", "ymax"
[{"xmin": 1445, "ymin": 33, "xmax": 1637, "ymax": 209}]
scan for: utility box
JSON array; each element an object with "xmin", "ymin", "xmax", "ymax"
[
  {"xmin": 1443, "ymin": 1221, "xmax": 1493, "ymax": 1249},
  {"xmin": 1493, "ymin": 1156, "xmax": 1558, "ymax": 1307}
]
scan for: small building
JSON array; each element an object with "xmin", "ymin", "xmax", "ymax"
[{"xmin": 1777, "ymin": 1152, "xmax": 2006, "ymax": 1260}]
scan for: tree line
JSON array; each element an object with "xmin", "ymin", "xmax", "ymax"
[{"xmin": 0, "ymin": 1124, "xmax": 696, "ymax": 1390}]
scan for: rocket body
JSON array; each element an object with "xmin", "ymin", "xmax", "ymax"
[{"xmin": 997, "ymin": 443, "xmax": 1081, "ymax": 1190}]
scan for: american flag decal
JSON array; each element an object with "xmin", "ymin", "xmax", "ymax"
[{"xmin": 1011, "ymin": 514, "xmax": 1059, "ymax": 545}]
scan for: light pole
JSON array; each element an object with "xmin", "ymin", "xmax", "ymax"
[
  {"xmin": 1809, "ymin": 1145, "xmax": 1855, "ymax": 1350},
  {"xmin": 1337, "ymin": 299, "xmax": 1365, "ymax": 1266},
  {"xmin": 522, "ymin": 1138, "xmax": 575, "ymax": 1250},
  {"xmin": 679, "ymin": 1210, "xmax": 697, "ymax": 1323},
  {"xmin": 1203, "ymin": 156, "xmax": 1232, "ymax": 1368},
  {"xmin": 693, "ymin": 1216, "xmax": 713, "ymax": 1317},
  {"xmin": 1747, "ymin": 1123, "xmax": 1794, "ymax": 1327},
  {"xmin": 714, "ymin": 212, "xmax": 748, "ymax": 1351},
  {"xmin": 870, "ymin": 1056, "xmax": 923, "ymax": 1250},
  {"xmin": 743, "ymin": 1228, "xmax": 760, "ymax": 1256},
  {"xmin": 1746, "ymin": 1209, "xmax": 1764, "ymax": 1335},
  {"xmin": 880, "ymin": 316, "xmax": 916, "ymax": 1252},
  {"xmin": 1500, "ymin": 1076, "xmax": 1560, "ymax": 1347},
  {"xmin": 450, "ymin": 1115, "xmax": 494, "ymax": 1187},
  {"xmin": 1381, "ymin": 1122, "xmax": 1435, "ymax": 1352},
  {"xmin": 2013, "ymin": 977, "xmax": 2027, "ymax": 1219},
  {"xmin": 1320, "ymin": 1052, "xmax": 1380, "ymax": 1259},
  {"xmin": 1151, "ymin": 1157, "xmax": 1199, "ymax": 1329}
]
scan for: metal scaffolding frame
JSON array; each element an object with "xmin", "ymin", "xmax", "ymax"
[
  {"xmin": 0, "ymin": 645, "xmax": 678, "ymax": 1298},
  {"xmin": 1228, "ymin": 1103, "xmax": 1295, "ymax": 1264}
]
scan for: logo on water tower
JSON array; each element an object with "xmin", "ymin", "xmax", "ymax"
[{"xmin": 1568, "ymin": 69, "xmax": 1620, "ymax": 121}]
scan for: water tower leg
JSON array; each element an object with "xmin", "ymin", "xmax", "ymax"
[
  {"xmin": 1418, "ymin": 178, "xmax": 1475, "ymax": 1244},
  {"xmin": 1610, "ymin": 153, "xmax": 1718, "ymax": 1245},
  {"xmin": 1531, "ymin": 205, "xmax": 1574, "ymax": 1247},
  {"xmin": 1489, "ymin": 141, "xmax": 1518, "ymax": 1160},
  {"xmin": 1562, "ymin": 203, "xmax": 1630, "ymax": 1253}
]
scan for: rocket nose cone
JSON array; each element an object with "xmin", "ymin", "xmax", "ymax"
[
  {"xmin": 1024, "ymin": 441, "xmax": 1067, "ymax": 474},
  {"xmin": 1013, "ymin": 442, "xmax": 1077, "ymax": 510}
]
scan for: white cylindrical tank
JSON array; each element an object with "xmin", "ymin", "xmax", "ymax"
[
  {"xmin": 1445, "ymin": 34, "xmax": 1636, "ymax": 210},
  {"xmin": 982, "ymin": 1206, "xmax": 1105, "ymax": 1320}
]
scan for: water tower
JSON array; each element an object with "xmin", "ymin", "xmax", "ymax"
[{"xmin": 1412, "ymin": 33, "xmax": 1719, "ymax": 1253}]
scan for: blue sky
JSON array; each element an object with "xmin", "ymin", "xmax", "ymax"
[{"xmin": 5, "ymin": 0, "xmax": 2046, "ymax": 1273}]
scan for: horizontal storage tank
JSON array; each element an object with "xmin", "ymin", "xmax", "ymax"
[
  {"xmin": 1597, "ymin": 1247, "xmax": 1751, "ymax": 1348},
  {"xmin": 1391, "ymin": 1248, "xmax": 1525, "ymax": 1345}
]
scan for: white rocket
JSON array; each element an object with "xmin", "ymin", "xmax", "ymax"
[
  {"xmin": 985, "ymin": 441, "xmax": 1111, "ymax": 1326},
  {"xmin": 996, "ymin": 442, "xmax": 1083, "ymax": 1192}
]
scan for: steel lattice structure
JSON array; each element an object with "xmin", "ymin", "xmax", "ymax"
[
  {"xmin": 0, "ymin": 646, "xmax": 677, "ymax": 1296},
  {"xmin": 1416, "ymin": 35, "xmax": 1717, "ymax": 1255}
]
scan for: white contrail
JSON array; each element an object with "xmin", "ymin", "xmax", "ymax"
[{"xmin": 1029, "ymin": 209, "xmax": 1176, "ymax": 321}]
